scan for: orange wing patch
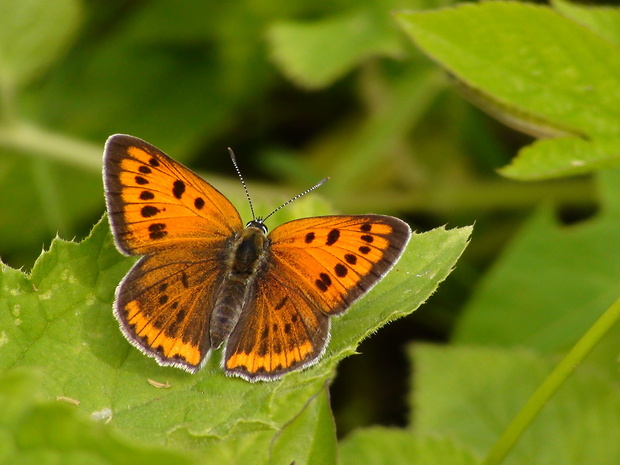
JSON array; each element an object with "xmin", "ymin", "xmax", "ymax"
[{"xmin": 123, "ymin": 300, "xmax": 202, "ymax": 367}]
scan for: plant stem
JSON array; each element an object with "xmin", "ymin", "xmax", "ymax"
[
  {"xmin": 481, "ymin": 297, "xmax": 620, "ymax": 465},
  {"xmin": 0, "ymin": 122, "xmax": 101, "ymax": 172},
  {"xmin": 336, "ymin": 176, "xmax": 595, "ymax": 215}
]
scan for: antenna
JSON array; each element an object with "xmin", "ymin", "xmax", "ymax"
[
  {"xmin": 228, "ymin": 147, "xmax": 256, "ymax": 221},
  {"xmin": 262, "ymin": 176, "xmax": 329, "ymax": 223},
  {"xmin": 228, "ymin": 147, "xmax": 329, "ymax": 224}
]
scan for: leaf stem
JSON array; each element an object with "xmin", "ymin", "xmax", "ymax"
[
  {"xmin": 482, "ymin": 297, "xmax": 620, "ymax": 465},
  {"xmin": 0, "ymin": 122, "xmax": 101, "ymax": 172},
  {"xmin": 336, "ymin": 177, "xmax": 595, "ymax": 215}
]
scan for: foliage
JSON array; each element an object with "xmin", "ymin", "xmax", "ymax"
[{"xmin": 1, "ymin": 0, "xmax": 619, "ymax": 464}]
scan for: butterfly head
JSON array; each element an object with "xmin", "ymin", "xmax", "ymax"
[
  {"xmin": 229, "ymin": 146, "xmax": 329, "ymax": 233},
  {"xmin": 245, "ymin": 219, "xmax": 268, "ymax": 234}
]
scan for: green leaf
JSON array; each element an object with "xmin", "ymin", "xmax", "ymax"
[
  {"xmin": 268, "ymin": 7, "xmax": 404, "ymax": 89},
  {"xmin": 498, "ymin": 136, "xmax": 620, "ymax": 180},
  {"xmin": 553, "ymin": 0, "xmax": 620, "ymax": 48},
  {"xmin": 411, "ymin": 345, "xmax": 620, "ymax": 465},
  {"xmin": 453, "ymin": 169, "xmax": 620, "ymax": 373},
  {"xmin": 0, "ymin": 146, "xmax": 102, "ymax": 265},
  {"xmin": 271, "ymin": 386, "xmax": 337, "ymax": 465},
  {"xmin": 340, "ymin": 428, "xmax": 479, "ymax": 465},
  {"xmin": 396, "ymin": 2, "xmax": 620, "ymax": 179},
  {"xmin": 0, "ymin": 369, "xmax": 191, "ymax": 464},
  {"xmin": 0, "ymin": 0, "xmax": 80, "ymax": 89},
  {"xmin": 0, "ymin": 215, "xmax": 471, "ymax": 462}
]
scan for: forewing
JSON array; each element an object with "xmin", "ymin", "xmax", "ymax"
[
  {"xmin": 103, "ymin": 134, "xmax": 243, "ymax": 255},
  {"xmin": 267, "ymin": 215, "xmax": 411, "ymax": 315}
]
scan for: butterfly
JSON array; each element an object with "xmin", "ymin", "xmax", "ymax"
[{"xmin": 103, "ymin": 134, "xmax": 411, "ymax": 381}]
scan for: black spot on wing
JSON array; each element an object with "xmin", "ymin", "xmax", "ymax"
[
  {"xmin": 172, "ymin": 180, "xmax": 186, "ymax": 199},
  {"xmin": 275, "ymin": 296, "xmax": 288, "ymax": 310},
  {"xmin": 180, "ymin": 271, "xmax": 190, "ymax": 288},
  {"xmin": 326, "ymin": 229, "xmax": 340, "ymax": 246},
  {"xmin": 315, "ymin": 272, "xmax": 332, "ymax": 292},
  {"xmin": 148, "ymin": 223, "xmax": 167, "ymax": 240},
  {"xmin": 141, "ymin": 206, "xmax": 160, "ymax": 218},
  {"xmin": 334, "ymin": 263, "xmax": 347, "ymax": 277}
]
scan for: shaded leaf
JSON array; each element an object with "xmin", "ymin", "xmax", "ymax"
[
  {"xmin": 453, "ymin": 169, "xmax": 620, "ymax": 373},
  {"xmin": 0, "ymin": 369, "xmax": 191, "ymax": 465},
  {"xmin": 271, "ymin": 386, "xmax": 337, "ymax": 465},
  {"xmin": 340, "ymin": 427, "xmax": 479, "ymax": 465},
  {"xmin": 268, "ymin": 7, "xmax": 404, "ymax": 89},
  {"xmin": 0, "ymin": 0, "xmax": 80, "ymax": 88},
  {"xmin": 411, "ymin": 344, "xmax": 620, "ymax": 465}
]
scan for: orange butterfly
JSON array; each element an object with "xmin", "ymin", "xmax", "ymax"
[{"xmin": 103, "ymin": 134, "xmax": 410, "ymax": 381}]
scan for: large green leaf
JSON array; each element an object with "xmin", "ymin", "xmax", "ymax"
[
  {"xmin": 0, "ymin": 369, "xmax": 190, "ymax": 465},
  {"xmin": 0, "ymin": 212, "xmax": 471, "ymax": 463},
  {"xmin": 553, "ymin": 0, "xmax": 620, "ymax": 48},
  {"xmin": 396, "ymin": 2, "xmax": 620, "ymax": 180}
]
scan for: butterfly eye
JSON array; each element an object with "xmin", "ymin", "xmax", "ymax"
[{"xmin": 246, "ymin": 220, "xmax": 268, "ymax": 234}]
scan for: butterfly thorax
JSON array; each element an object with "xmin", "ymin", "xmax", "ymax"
[{"xmin": 210, "ymin": 224, "xmax": 270, "ymax": 349}]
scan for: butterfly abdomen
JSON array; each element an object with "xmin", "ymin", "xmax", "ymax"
[{"xmin": 210, "ymin": 226, "xmax": 269, "ymax": 349}]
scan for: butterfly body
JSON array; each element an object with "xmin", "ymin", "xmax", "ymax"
[
  {"xmin": 103, "ymin": 134, "xmax": 411, "ymax": 381},
  {"xmin": 210, "ymin": 222, "xmax": 269, "ymax": 349}
]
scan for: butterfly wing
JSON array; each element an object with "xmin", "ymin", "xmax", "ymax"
[
  {"xmin": 104, "ymin": 134, "xmax": 243, "ymax": 255},
  {"xmin": 223, "ymin": 268, "xmax": 330, "ymax": 381},
  {"xmin": 115, "ymin": 249, "xmax": 223, "ymax": 372},
  {"xmin": 103, "ymin": 134, "xmax": 243, "ymax": 371},
  {"xmin": 224, "ymin": 215, "xmax": 411, "ymax": 380}
]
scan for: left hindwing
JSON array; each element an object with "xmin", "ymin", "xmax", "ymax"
[
  {"xmin": 268, "ymin": 215, "xmax": 411, "ymax": 315},
  {"xmin": 115, "ymin": 247, "xmax": 224, "ymax": 373}
]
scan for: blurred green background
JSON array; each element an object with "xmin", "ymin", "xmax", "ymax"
[{"xmin": 0, "ymin": 0, "xmax": 599, "ymax": 438}]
